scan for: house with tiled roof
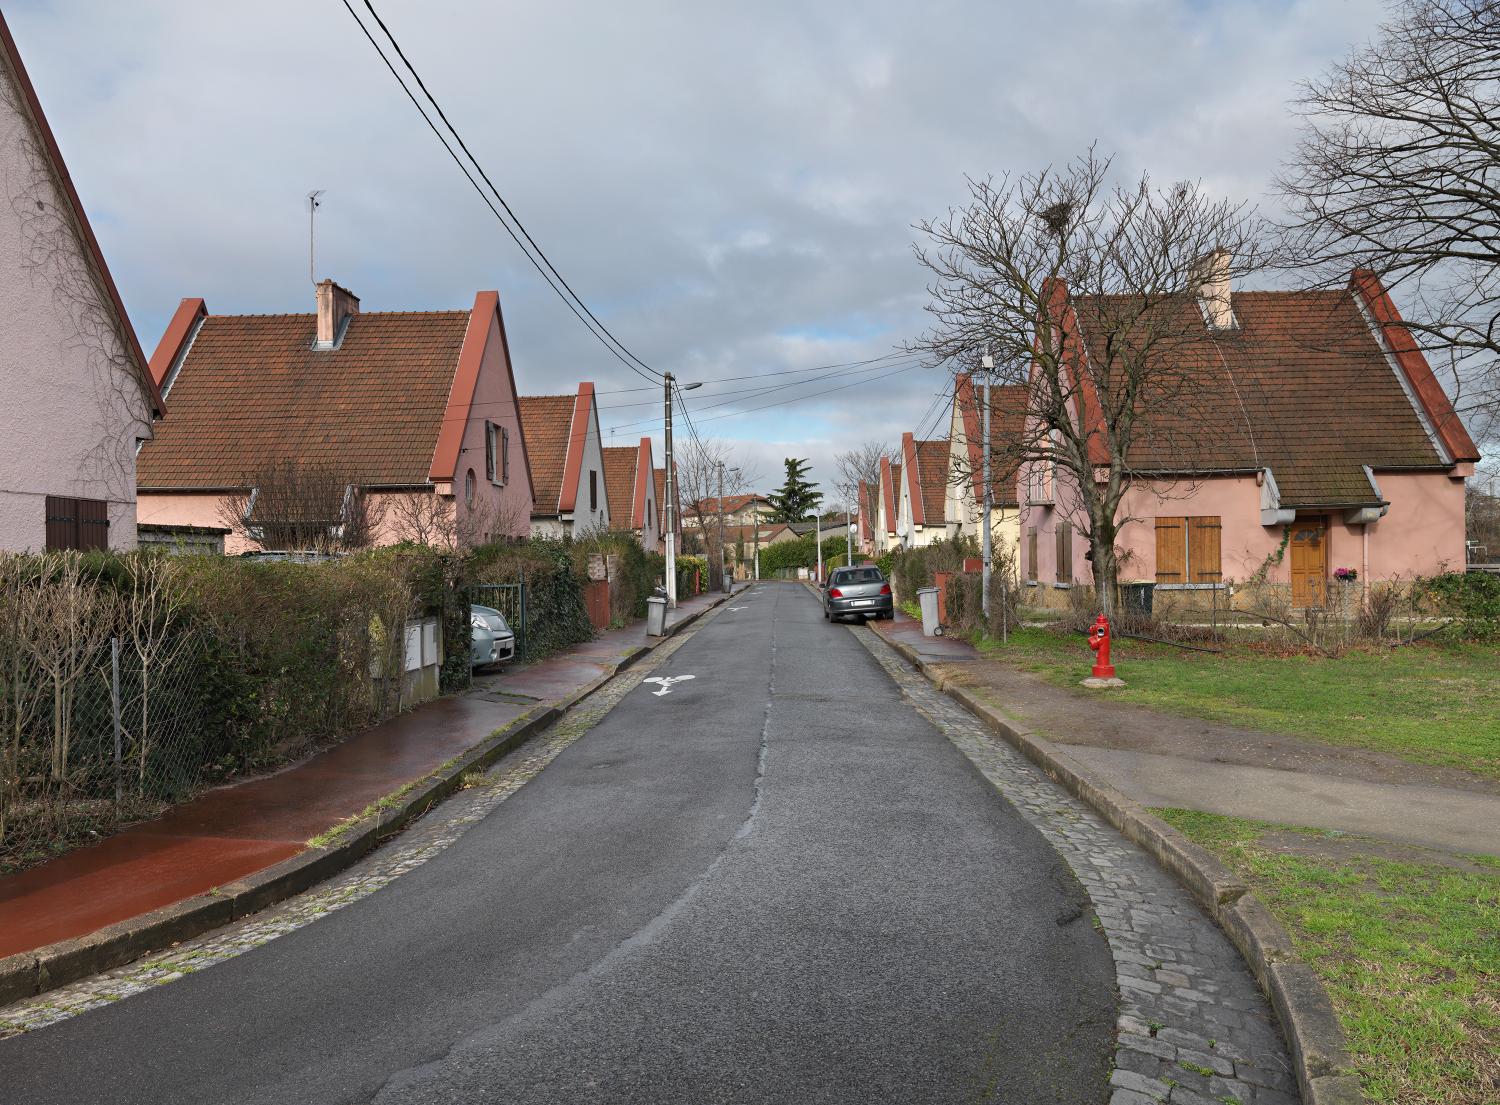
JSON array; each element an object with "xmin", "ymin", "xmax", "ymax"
[
  {"xmin": 1, "ymin": 13, "xmax": 163, "ymax": 552},
  {"xmin": 601, "ymin": 437, "xmax": 660, "ymax": 551},
  {"xmin": 687, "ymin": 494, "xmax": 774, "ymax": 530},
  {"xmin": 856, "ymin": 480, "xmax": 875, "ymax": 555},
  {"xmin": 896, "ymin": 434, "xmax": 951, "ymax": 549},
  {"xmin": 136, "ymin": 281, "xmax": 532, "ymax": 551},
  {"xmin": 1018, "ymin": 259, "xmax": 1479, "ymax": 606},
  {"xmin": 946, "ymin": 374, "xmax": 1028, "ymax": 559},
  {"xmin": 875, "ymin": 456, "xmax": 902, "ymax": 552},
  {"xmin": 517, "ymin": 382, "xmax": 610, "ymax": 538}
]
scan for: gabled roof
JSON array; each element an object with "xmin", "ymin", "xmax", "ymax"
[
  {"xmin": 0, "ymin": 13, "xmax": 162, "ymax": 418},
  {"xmin": 1055, "ymin": 271, "xmax": 1478, "ymax": 508},
  {"xmin": 138, "ymin": 306, "xmax": 486, "ymax": 489},
  {"xmin": 953, "ymin": 374, "xmax": 1027, "ymax": 508},
  {"xmin": 517, "ymin": 383, "xmax": 598, "ymax": 517},
  {"xmin": 858, "ymin": 480, "xmax": 873, "ymax": 542},
  {"xmin": 693, "ymin": 493, "xmax": 770, "ymax": 515},
  {"xmin": 602, "ymin": 438, "xmax": 654, "ymax": 530},
  {"xmin": 879, "ymin": 457, "xmax": 902, "ymax": 535},
  {"xmin": 902, "ymin": 433, "xmax": 948, "ymax": 527}
]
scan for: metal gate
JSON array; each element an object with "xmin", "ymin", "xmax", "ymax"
[{"xmin": 471, "ymin": 583, "xmax": 527, "ymax": 659}]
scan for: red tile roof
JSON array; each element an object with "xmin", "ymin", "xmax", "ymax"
[
  {"xmin": 137, "ymin": 310, "xmax": 471, "ymax": 489},
  {"xmin": 692, "ymin": 493, "xmax": 770, "ymax": 515},
  {"xmin": 1061, "ymin": 276, "xmax": 1476, "ymax": 507},
  {"xmin": 954, "ymin": 374, "xmax": 1027, "ymax": 507},
  {"xmin": 516, "ymin": 394, "xmax": 578, "ymax": 514},
  {"xmin": 601, "ymin": 445, "xmax": 640, "ymax": 528},
  {"xmin": 910, "ymin": 437, "xmax": 949, "ymax": 526}
]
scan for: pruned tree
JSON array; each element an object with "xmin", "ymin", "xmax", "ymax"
[
  {"xmin": 913, "ymin": 150, "xmax": 1267, "ymax": 612},
  {"xmin": 218, "ymin": 460, "xmax": 384, "ymax": 554},
  {"xmin": 834, "ymin": 441, "xmax": 889, "ymax": 532},
  {"xmin": 1277, "ymin": 0, "xmax": 1500, "ymax": 439}
]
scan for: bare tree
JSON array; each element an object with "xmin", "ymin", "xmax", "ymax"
[
  {"xmin": 386, "ymin": 490, "xmax": 524, "ymax": 551},
  {"xmin": 834, "ymin": 441, "xmax": 889, "ymax": 532},
  {"xmin": 914, "ymin": 150, "xmax": 1267, "ymax": 612},
  {"xmin": 676, "ymin": 437, "xmax": 757, "ymax": 585},
  {"xmin": 1278, "ymin": 0, "xmax": 1500, "ymax": 439},
  {"xmin": 218, "ymin": 460, "xmax": 385, "ymax": 554}
]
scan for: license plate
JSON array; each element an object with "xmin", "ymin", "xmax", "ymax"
[{"xmin": 852, "ymin": 599, "xmax": 873, "ymax": 606}]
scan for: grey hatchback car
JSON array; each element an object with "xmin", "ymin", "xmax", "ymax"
[{"xmin": 823, "ymin": 565, "xmax": 893, "ymax": 622}]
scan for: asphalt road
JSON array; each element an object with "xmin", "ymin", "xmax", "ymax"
[{"xmin": 0, "ymin": 582, "xmax": 1115, "ymax": 1104}]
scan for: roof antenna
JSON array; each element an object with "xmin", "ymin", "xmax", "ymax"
[{"xmin": 307, "ymin": 190, "xmax": 324, "ymax": 286}]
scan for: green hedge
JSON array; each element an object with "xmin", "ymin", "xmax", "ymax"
[
  {"xmin": 570, "ymin": 532, "xmax": 666, "ymax": 623},
  {"xmin": 469, "ymin": 538, "xmax": 594, "ymax": 661},
  {"xmin": 1420, "ymin": 572, "xmax": 1500, "ymax": 639},
  {"xmin": 887, "ymin": 536, "xmax": 979, "ymax": 602}
]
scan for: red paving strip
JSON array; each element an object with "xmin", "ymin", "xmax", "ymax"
[{"xmin": 869, "ymin": 612, "xmax": 980, "ymax": 664}]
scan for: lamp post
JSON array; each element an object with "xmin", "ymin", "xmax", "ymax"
[
  {"xmin": 715, "ymin": 462, "xmax": 728, "ymax": 592},
  {"xmin": 662, "ymin": 375, "xmax": 701, "ymax": 609},
  {"xmin": 980, "ymin": 353, "xmax": 993, "ymax": 621}
]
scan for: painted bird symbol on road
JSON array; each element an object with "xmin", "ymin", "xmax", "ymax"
[{"xmin": 642, "ymin": 675, "xmax": 696, "ymax": 697}]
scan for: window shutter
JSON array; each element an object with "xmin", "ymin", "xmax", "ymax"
[
  {"xmin": 1055, "ymin": 522, "xmax": 1072, "ymax": 583},
  {"xmin": 1189, "ymin": 517, "xmax": 1222, "ymax": 584},
  {"xmin": 500, "ymin": 426, "xmax": 510, "ymax": 484},
  {"xmin": 484, "ymin": 422, "xmax": 496, "ymax": 482},
  {"xmin": 1027, "ymin": 527, "xmax": 1038, "ymax": 582},
  {"xmin": 1155, "ymin": 517, "xmax": 1186, "ymax": 583},
  {"xmin": 45, "ymin": 496, "xmax": 109, "ymax": 551}
]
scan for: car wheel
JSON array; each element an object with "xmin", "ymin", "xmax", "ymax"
[{"xmin": 823, "ymin": 609, "xmax": 830, "ymax": 620}]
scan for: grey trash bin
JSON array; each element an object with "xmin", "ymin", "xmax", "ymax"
[
  {"xmin": 916, "ymin": 586, "xmax": 942, "ymax": 637},
  {"xmin": 646, "ymin": 594, "xmax": 668, "ymax": 637}
]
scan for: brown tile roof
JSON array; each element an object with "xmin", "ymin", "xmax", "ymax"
[
  {"xmin": 882, "ymin": 462, "xmax": 902, "ymax": 533},
  {"xmin": 1070, "ymin": 288, "xmax": 1463, "ymax": 507},
  {"xmin": 693, "ymin": 494, "xmax": 769, "ymax": 515},
  {"xmin": 601, "ymin": 446, "xmax": 639, "ymax": 528},
  {"xmin": 516, "ymin": 394, "xmax": 577, "ymax": 514},
  {"xmin": 137, "ymin": 311, "xmax": 469, "ymax": 489},
  {"xmin": 912, "ymin": 438, "xmax": 949, "ymax": 525},
  {"xmin": 954, "ymin": 375, "xmax": 1028, "ymax": 507}
]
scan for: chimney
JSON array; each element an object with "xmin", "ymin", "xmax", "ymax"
[
  {"xmin": 314, "ymin": 279, "xmax": 359, "ymax": 349},
  {"xmin": 1194, "ymin": 249, "xmax": 1236, "ymax": 331}
]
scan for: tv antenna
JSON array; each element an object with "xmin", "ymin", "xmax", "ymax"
[{"xmin": 307, "ymin": 190, "xmax": 325, "ymax": 285}]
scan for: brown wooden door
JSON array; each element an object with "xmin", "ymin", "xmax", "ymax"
[{"xmin": 1289, "ymin": 521, "xmax": 1327, "ymax": 608}]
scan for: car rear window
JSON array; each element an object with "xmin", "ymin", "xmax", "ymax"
[{"xmin": 836, "ymin": 568, "xmax": 883, "ymax": 583}]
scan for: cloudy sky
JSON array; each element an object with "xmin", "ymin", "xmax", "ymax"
[{"xmin": 8, "ymin": 0, "xmax": 1388, "ymax": 498}]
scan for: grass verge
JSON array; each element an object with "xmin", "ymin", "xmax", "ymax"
[
  {"xmin": 1156, "ymin": 808, "xmax": 1500, "ymax": 1105},
  {"xmin": 974, "ymin": 628, "xmax": 1500, "ymax": 779}
]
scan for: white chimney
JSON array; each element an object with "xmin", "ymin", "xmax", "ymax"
[
  {"xmin": 314, "ymin": 279, "xmax": 359, "ymax": 349},
  {"xmin": 1195, "ymin": 249, "xmax": 1236, "ymax": 331}
]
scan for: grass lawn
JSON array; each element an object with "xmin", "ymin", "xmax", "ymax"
[
  {"xmin": 975, "ymin": 628, "xmax": 1500, "ymax": 779},
  {"xmin": 1157, "ymin": 809, "xmax": 1500, "ymax": 1105}
]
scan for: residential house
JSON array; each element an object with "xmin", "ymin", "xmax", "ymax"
[
  {"xmin": 137, "ymin": 282, "xmax": 533, "ymax": 552},
  {"xmin": 947, "ymin": 373, "xmax": 1028, "ymax": 562},
  {"xmin": 0, "ymin": 14, "xmax": 163, "ymax": 551},
  {"xmin": 895, "ymin": 433, "xmax": 951, "ymax": 548},
  {"xmin": 518, "ymin": 382, "xmax": 610, "ymax": 538},
  {"xmin": 601, "ymin": 437, "xmax": 661, "ymax": 550},
  {"xmin": 875, "ymin": 457, "xmax": 903, "ymax": 552},
  {"xmin": 686, "ymin": 493, "xmax": 775, "ymax": 532},
  {"xmin": 856, "ymin": 479, "xmax": 875, "ymax": 555},
  {"xmin": 1017, "ymin": 258, "xmax": 1479, "ymax": 607}
]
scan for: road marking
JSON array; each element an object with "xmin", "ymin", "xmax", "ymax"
[
  {"xmin": 642, "ymin": 674, "xmax": 696, "ymax": 697},
  {"xmin": 728, "ymin": 606, "xmax": 747, "ymax": 612}
]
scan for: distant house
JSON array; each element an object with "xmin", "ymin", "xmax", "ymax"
[
  {"xmin": 875, "ymin": 457, "xmax": 902, "ymax": 552},
  {"xmin": 136, "ymin": 281, "xmax": 533, "ymax": 551},
  {"xmin": 518, "ymin": 382, "xmax": 609, "ymax": 538},
  {"xmin": 0, "ymin": 14, "xmax": 163, "ymax": 551},
  {"xmin": 946, "ymin": 374, "xmax": 1028, "ymax": 560},
  {"xmin": 1017, "ymin": 260, "xmax": 1480, "ymax": 606},
  {"xmin": 688, "ymin": 494, "xmax": 775, "ymax": 530},
  {"xmin": 856, "ymin": 479, "xmax": 875, "ymax": 555},
  {"xmin": 601, "ymin": 437, "xmax": 661, "ymax": 551},
  {"xmin": 895, "ymin": 433, "xmax": 950, "ymax": 549}
]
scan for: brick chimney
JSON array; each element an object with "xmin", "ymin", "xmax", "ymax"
[
  {"xmin": 1194, "ymin": 249, "xmax": 1236, "ymax": 331},
  {"xmin": 314, "ymin": 279, "xmax": 359, "ymax": 349}
]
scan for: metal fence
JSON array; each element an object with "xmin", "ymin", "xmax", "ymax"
[{"xmin": 471, "ymin": 582, "xmax": 526, "ymax": 659}]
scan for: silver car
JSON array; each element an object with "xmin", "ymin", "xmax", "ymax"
[
  {"xmin": 823, "ymin": 566, "xmax": 894, "ymax": 622},
  {"xmin": 471, "ymin": 605, "xmax": 517, "ymax": 667}
]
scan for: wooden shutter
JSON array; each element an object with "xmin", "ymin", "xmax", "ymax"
[
  {"xmin": 44, "ymin": 496, "xmax": 109, "ymax": 551},
  {"xmin": 1027, "ymin": 527, "xmax": 1038, "ymax": 582},
  {"xmin": 484, "ymin": 422, "xmax": 496, "ymax": 482},
  {"xmin": 1055, "ymin": 522, "xmax": 1072, "ymax": 583},
  {"xmin": 1188, "ymin": 517, "xmax": 1222, "ymax": 584},
  {"xmin": 1155, "ymin": 517, "xmax": 1186, "ymax": 583},
  {"xmin": 500, "ymin": 426, "xmax": 510, "ymax": 484}
]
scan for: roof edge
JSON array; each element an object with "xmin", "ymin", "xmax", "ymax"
[
  {"xmin": 557, "ymin": 382, "xmax": 595, "ymax": 514},
  {"xmin": 148, "ymin": 298, "xmax": 206, "ymax": 394},
  {"xmin": 428, "ymin": 291, "xmax": 494, "ymax": 483}
]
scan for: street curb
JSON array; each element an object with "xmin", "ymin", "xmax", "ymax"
[
  {"xmin": 0, "ymin": 589, "xmax": 736, "ymax": 1007},
  {"xmin": 863, "ymin": 624, "xmax": 1363, "ymax": 1105}
]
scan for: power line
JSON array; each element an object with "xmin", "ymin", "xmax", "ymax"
[
  {"xmin": 593, "ymin": 349, "xmax": 914, "ymax": 395},
  {"xmin": 596, "ymin": 355, "xmax": 927, "ymax": 417},
  {"xmin": 340, "ymin": 0, "xmax": 662, "ymax": 384}
]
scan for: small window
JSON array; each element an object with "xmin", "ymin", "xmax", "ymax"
[
  {"xmin": 1055, "ymin": 522, "xmax": 1072, "ymax": 584},
  {"xmin": 589, "ymin": 470, "xmax": 598, "ymax": 512},
  {"xmin": 465, "ymin": 469, "xmax": 476, "ymax": 507},
  {"xmin": 647, "ymin": 498, "xmax": 652, "ymax": 528},
  {"xmin": 484, "ymin": 422, "xmax": 498, "ymax": 483}
]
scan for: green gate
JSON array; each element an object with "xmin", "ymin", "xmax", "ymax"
[{"xmin": 471, "ymin": 583, "xmax": 527, "ymax": 660}]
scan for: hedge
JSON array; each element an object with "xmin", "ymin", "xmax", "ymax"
[{"xmin": 469, "ymin": 538, "xmax": 594, "ymax": 661}]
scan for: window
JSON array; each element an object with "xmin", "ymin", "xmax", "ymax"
[
  {"xmin": 464, "ymin": 469, "xmax": 476, "ymax": 507},
  {"xmin": 45, "ymin": 495, "xmax": 109, "ymax": 551},
  {"xmin": 1055, "ymin": 522, "xmax": 1072, "ymax": 584},
  {"xmin": 589, "ymin": 470, "xmax": 598, "ymax": 512},
  {"xmin": 647, "ymin": 498, "xmax": 653, "ymax": 528},
  {"xmin": 484, "ymin": 422, "xmax": 498, "ymax": 483},
  {"xmin": 500, "ymin": 426, "xmax": 510, "ymax": 484},
  {"xmin": 1155, "ymin": 516, "xmax": 1222, "ymax": 585},
  {"xmin": 1026, "ymin": 527, "xmax": 1038, "ymax": 582}
]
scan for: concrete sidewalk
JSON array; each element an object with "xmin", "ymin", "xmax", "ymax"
[
  {"xmin": 0, "ymin": 587, "xmax": 737, "ymax": 964},
  {"xmin": 870, "ymin": 616, "xmax": 1500, "ymax": 858}
]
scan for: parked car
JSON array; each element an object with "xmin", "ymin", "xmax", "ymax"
[
  {"xmin": 823, "ymin": 565, "xmax": 893, "ymax": 622},
  {"xmin": 471, "ymin": 605, "xmax": 517, "ymax": 668}
]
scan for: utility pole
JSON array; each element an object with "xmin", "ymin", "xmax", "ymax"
[
  {"xmin": 981, "ymin": 353, "xmax": 994, "ymax": 622},
  {"xmin": 716, "ymin": 462, "xmax": 727, "ymax": 592},
  {"xmin": 663, "ymin": 373, "xmax": 678, "ymax": 609},
  {"xmin": 815, "ymin": 508, "xmax": 823, "ymax": 582},
  {"xmin": 753, "ymin": 505, "xmax": 760, "ymax": 581},
  {"xmin": 846, "ymin": 505, "xmax": 853, "ymax": 566}
]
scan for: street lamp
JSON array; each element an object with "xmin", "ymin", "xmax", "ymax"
[{"xmin": 663, "ymin": 377, "xmax": 702, "ymax": 609}]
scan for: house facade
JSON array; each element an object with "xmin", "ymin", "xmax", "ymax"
[
  {"xmin": 895, "ymin": 433, "xmax": 951, "ymax": 549},
  {"xmin": 136, "ymin": 282, "xmax": 533, "ymax": 552},
  {"xmin": 945, "ymin": 373, "xmax": 1027, "ymax": 563},
  {"xmin": 689, "ymin": 494, "xmax": 775, "ymax": 529},
  {"xmin": 875, "ymin": 457, "xmax": 902, "ymax": 553},
  {"xmin": 0, "ymin": 14, "xmax": 162, "ymax": 552},
  {"xmin": 1017, "ymin": 264, "xmax": 1479, "ymax": 607},
  {"xmin": 518, "ymin": 382, "xmax": 610, "ymax": 539},
  {"xmin": 601, "ymin": 437, "xmax": 661, "ymax": 551}
]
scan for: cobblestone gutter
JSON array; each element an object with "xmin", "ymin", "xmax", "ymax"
[{"xmin": 857, "ymin": 622, "xmax": 1364, "ymax": 1105}]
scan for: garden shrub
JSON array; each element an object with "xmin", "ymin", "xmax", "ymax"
[
  {"xmin": 569, "ymin": 532, "xmax": 666, "ymax": 623},
  {"xmin": 887, "ymin": 536, "xmax": 978, "ymax": 601},
  {"xmin": 1420, "ymin": 572, "xmax": 1500, "ymax": 639},
  {"xmin": 469, "ymin": 538, "xmax": 594, "ymax": 661}
]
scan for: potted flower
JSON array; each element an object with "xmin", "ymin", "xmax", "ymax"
[{"xmin": 1333, "ymin": 567, "xmax": 1359, "ymax": 583}]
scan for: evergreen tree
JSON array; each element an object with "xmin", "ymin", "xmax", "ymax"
[{"xmin": 767, "ymin": 458, "xmax": 822, "ymax": 523}]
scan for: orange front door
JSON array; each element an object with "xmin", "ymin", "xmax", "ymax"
[{"xmin": 1289, "ymin": 521, "xmax": 1327, "ymax": 608}]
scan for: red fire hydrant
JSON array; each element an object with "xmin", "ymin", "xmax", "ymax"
[{"xmin": 1088, "ymin": 614, "xmax": 1116, "ymax": 679}]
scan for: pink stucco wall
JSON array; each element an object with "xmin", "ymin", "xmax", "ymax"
[
  {"xmin": 1, "ymin": 53, "xmax": 152, "ymax": 552},
  {"xmin": 451, "ymin": 308, "xmax": 532, "ymax": 540},
  {"xmin": 1364, "ymin": 471, "xmax": 1467, "ymax": 578}
]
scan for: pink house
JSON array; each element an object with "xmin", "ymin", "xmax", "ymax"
[
  {"xmin": 1018, "ymin": 266, "xmax": 1480, "ymax": 608},
  {"xmin": 0, "ymin": 14, "xmax": 163, "ymax": 552},
  {"xmin": 136, "ymin": 281, "xmax": 534, "ymax": 551},
  {"xmin": 601, "ymin": 437, "xmax": 662, "ymax": 550}
]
